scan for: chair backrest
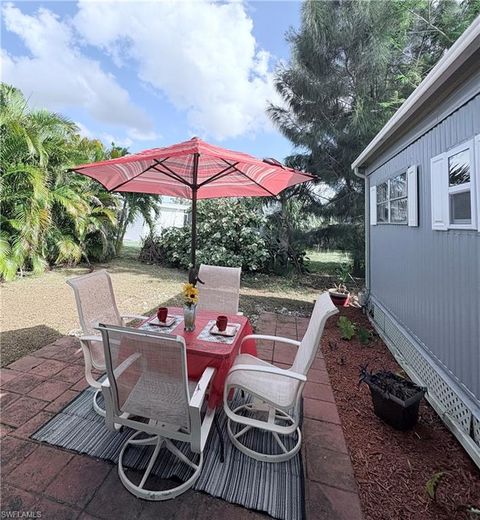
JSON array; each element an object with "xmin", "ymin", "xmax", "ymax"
[
  {"xmin": 197, "ymin": 264, "xmax": 241, "ymax": 314},
  {"xmin": 67, "ymin": 270, "xmax": 121, "ymax": 336},
  {"xmin": 98, "ymin": 324, "xmax": 192, "ymax": 431},
  {"xmin": 291, "ymin": 292, "xmax": 339, "ymax": 375}
]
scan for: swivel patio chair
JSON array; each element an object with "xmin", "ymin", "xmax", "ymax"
[
  {"xmin": 97, "ymin": 324, "xmax": 216, "ymax": 500},
  {"xmin": 197, "ymin": 264, "xmax": 241, "ymax": 315},
  {"xmin": 67, "ymin": 269, "xmax": 147, "ymax": 417},
  {"xmin": 223, "ymin": 292, "xmax": 338, "ymax": 462}
]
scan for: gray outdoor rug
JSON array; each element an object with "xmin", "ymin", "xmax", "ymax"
[{"xmin": 32, "ymin": 387, "xmax": 305, "ymax": 520}]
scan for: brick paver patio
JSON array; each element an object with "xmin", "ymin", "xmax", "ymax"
[{"xmin": 1, "ymin": 313, "xmax": 363, "ymax": 520}]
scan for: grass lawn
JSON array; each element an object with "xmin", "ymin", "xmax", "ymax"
[
  {"xmin": 306, "ymin": 249, "xmax": 351, "ymax": 275},
  {"xmin": 0, "ymin": 248, "xmax": 351, "ymax": 367}
]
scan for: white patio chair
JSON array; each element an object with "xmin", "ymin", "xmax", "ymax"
[
  {"xmin": 67, "ymin": 269, "xmax": 147, "ymax": 417},
  {"xmin": 97, "ymin": 324, "xmax": 216, "ymax": 501},
  {"xmin": 197, "ymin": 264, "xmax": 241, "ymax": 315},
  {"xmin": 223, "ymin": 292, "xmax": 338, "ymax": 462}
]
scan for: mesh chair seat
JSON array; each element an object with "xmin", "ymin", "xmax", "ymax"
[
  {"xmin": 121, "ymin": 374, "xmax": 198, "ymax": 430},
  {"xmin": 228, "ymin": 354, "xmax": 300, "ymax": 409}
]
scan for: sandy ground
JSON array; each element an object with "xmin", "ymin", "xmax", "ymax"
[{"xmin": 1, "ymin": 253, "xmax": 320, "ymax": 366}]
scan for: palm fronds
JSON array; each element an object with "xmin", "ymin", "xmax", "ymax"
[{"xmin": 0, "ymin": 83, "xmax": 120, "ymax": 280}]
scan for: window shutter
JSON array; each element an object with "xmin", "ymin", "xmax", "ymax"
[
  {"xmin": 475, "ymin": 134, "xmax": 480, "ymax": 231},
  {"xmin": 370, "ymin": 185, "xmax": 377, "ymax": 226},
  {"xmin": 407, "ymin": 165, "xmax": 418, "ymax": 227},
  {"xmin": 431, "ymin": 154, "xmax": 448, "ymax": 230}
]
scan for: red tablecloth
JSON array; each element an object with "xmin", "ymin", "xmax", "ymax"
[{"xmin": 142, "ymin": 308, "xmax": 256, "ymax": 408}]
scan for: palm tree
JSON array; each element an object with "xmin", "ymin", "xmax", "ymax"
[
  {"xmin": 0, "ymin": 84, "xmax": 118, "ymax": 280},
  {"xmin": 114, "ymin": 193, "xmax": 161, "ymax": 255},
  {"xmin": 105, "ymin": 144, "xmax": 162, "ymax": 255}
]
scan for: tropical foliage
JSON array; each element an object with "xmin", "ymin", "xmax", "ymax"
[
  {"xmin": 262, "ymin": 184, "xmax": 317, "ymax": 274},
  {"xmin": 0, "ymin": 84, "xmax": 160, "ymax": 281},
  {"xmin": 269, "ymin": 0, "xmax": 480, "ymax": 275},
  {"xmin": 114, "ymin": 192, "xmax": 161, "ymax": 256},
  {"xmin": 139, "ymin": 199, "xmax": 270, "ymax": 272}
]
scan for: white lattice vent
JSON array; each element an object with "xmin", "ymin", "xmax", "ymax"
[
  {"xmin": 373, "ymin": 305, "xmax": 385, "ymax": 331},
  {"xmin": 372, "ymin": 302, "xmax": 479, "ymax": 447},
  {"xmin": 473, "ymin": 416, "xmax": 480, "ymax": 446}
]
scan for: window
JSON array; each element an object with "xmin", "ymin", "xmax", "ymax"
[
  {"xmin": 431, "ymin": 138, "xmax": 478, "ymax": 231},
  {"xmin": 448, "ymin": 147, "xmax": 472, "ymax": 225},
  {"xmin": 376, "ymin": 172, "xmax": 408, "ymax": 224}
]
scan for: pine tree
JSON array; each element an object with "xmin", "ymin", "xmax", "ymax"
[{"xmin": 269, "ymin": 0, "xmax": 479, "ymax": 274}]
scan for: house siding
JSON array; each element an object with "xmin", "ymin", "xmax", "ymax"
[{"xmin": 366, "ymin": 90, "xmax": 480, "ymax": 406}]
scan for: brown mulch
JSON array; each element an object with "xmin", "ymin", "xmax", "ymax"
[{"xmin": 322, "ymin": 306, "xmax": 480, "ymax": 520}]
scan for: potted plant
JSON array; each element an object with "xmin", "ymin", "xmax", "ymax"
[
  {"xmin": 359, "ymin": 366, "xmax": 427, "ymax": 431},
  {"xmin": 329, "ymin": 262, "xmax": 352, "ymax": 306}
]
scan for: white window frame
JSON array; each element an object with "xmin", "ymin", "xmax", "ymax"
[
  {"xmin": 376, "ymin": 172, "xmax": 408, "ymax": 225},
  {"xmin": 445, "ymin": 140, "xmax": 476, "ymax": 230}
]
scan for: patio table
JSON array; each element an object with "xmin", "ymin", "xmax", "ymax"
[
  {"xmin": 140, "ymin": 307, "xmax": 257, "ymax": 409},
  {"xmin": 139, "ymin": 308, "xmax": 256, "ymax": 462}
]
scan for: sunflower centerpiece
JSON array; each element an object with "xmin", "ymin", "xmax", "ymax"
[{"xmin": 182, "ymin": 283, "xmax": 199, "ymax": 332}]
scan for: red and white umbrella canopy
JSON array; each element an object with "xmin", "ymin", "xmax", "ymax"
[{"xmin": 71, "ymin": 137, "xmax": 313, "ymax": 198}]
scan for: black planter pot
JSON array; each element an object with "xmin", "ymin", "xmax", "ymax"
[{"xmin": 362, "ymin": 371, "xmax": 427, "ymax": 431}]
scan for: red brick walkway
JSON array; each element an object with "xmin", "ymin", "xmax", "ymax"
[{"xmin": 1, "ymin": 313, "xmax": 363, "ymax": 520}]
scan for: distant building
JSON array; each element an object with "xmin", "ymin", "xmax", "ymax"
[
  {"xmin": 352, "ymin": 18, "xmax": 480, "ymax": 467},
  {"xmin": 124, "ymin": 197, "xmax": 190, "ymax": 243}
]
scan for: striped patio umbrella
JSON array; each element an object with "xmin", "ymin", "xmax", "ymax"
[{"xmin": 70, "ymin": 137, "xmax": 313, "ymax": 268}]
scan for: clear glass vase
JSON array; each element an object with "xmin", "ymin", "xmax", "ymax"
[{"xmin": 183, "ymin": 303, "xmax": 197, "ymax": 332}]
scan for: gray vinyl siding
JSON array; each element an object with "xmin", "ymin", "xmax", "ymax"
[{"xmin": 366, "ymin": 91, "xmax": 480, "ymax": 404}]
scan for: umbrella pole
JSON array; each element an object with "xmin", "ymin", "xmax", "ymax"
[
  {"xmin": 191, "ymin": 187, "xmax": 197, "ymax": 268},
  {"xmin": 189, "ymin": 153, "xmax": 199, "ymax": 282}
]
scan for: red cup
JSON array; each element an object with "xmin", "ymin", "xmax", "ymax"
[
  {"xmin": 157, "ymin": 307, "xmax": 168, "ymax": 323},
  {"xmin": 216, "ymin": 315, "xmax": 228, "ymax": 332}
]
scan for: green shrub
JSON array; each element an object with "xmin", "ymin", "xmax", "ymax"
[
  {"xmin": 140, "ymin": 199, "xmax": 269, "ymax": 272},
  {"xmin": 338, "ymin": 316, "xmax": 355, "ymax": 340},
  {"xmin": 357, "ymin": 327, "xmax": 372, "ymax": 345}
]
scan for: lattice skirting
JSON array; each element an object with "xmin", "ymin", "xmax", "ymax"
[{"xmin": 367, "ymin": 298, "xmax": 480, "ymax": 469}]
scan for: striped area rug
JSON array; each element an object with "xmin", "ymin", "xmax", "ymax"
[{"xmin": 32, "ymin": 387, "xmax": 305, "ymax": 520}]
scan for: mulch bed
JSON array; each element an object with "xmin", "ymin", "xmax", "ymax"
[{"xmin": 322, "ymin": 306, "xmax": 480, "ymax": 520}]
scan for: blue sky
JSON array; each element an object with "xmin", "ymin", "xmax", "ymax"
[{"xmin": 2, "ymin": 1, "xmax": 302, "ymax": 160}]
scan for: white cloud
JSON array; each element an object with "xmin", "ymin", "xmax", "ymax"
[
  {"xmin": 2, "ymin": 1, "xmax": 280, "ymax": 143},
  {"xmin": 1, "ymin": 3, "xmax": 154, "ymax": 139},
  {"xmin": 75, "ymin": 121, "xmax": 93, "ymax": 139},
  {"xmin": 75, "ymin": 123, "xmax": 135, "ymax": 149},
  {"xmin": 73, "ymin": 0, "xmax": 280, "ymax": 140},
  {"xmin": 100, "ymin": 133, "xmax": 133, "ymax": 148}
]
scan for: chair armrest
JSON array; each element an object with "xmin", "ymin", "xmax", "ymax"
[
  {"xmin": 121, "ymin": 314, "xmax": 148, "ymax": 323},
  {"xmin": 240, "ymin": 334, "xmax": 300, "ymax": 352},
  {"xmin": 189, "ymin": 367, "xmax": 216, "ymax": 410},
  {"xmin": 79, "ymin": 335, "xmax": 102, "ymax": 343},
  {"xmin": 228, "ymin": 364, "xmax": 306, "ymax": 382}
]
